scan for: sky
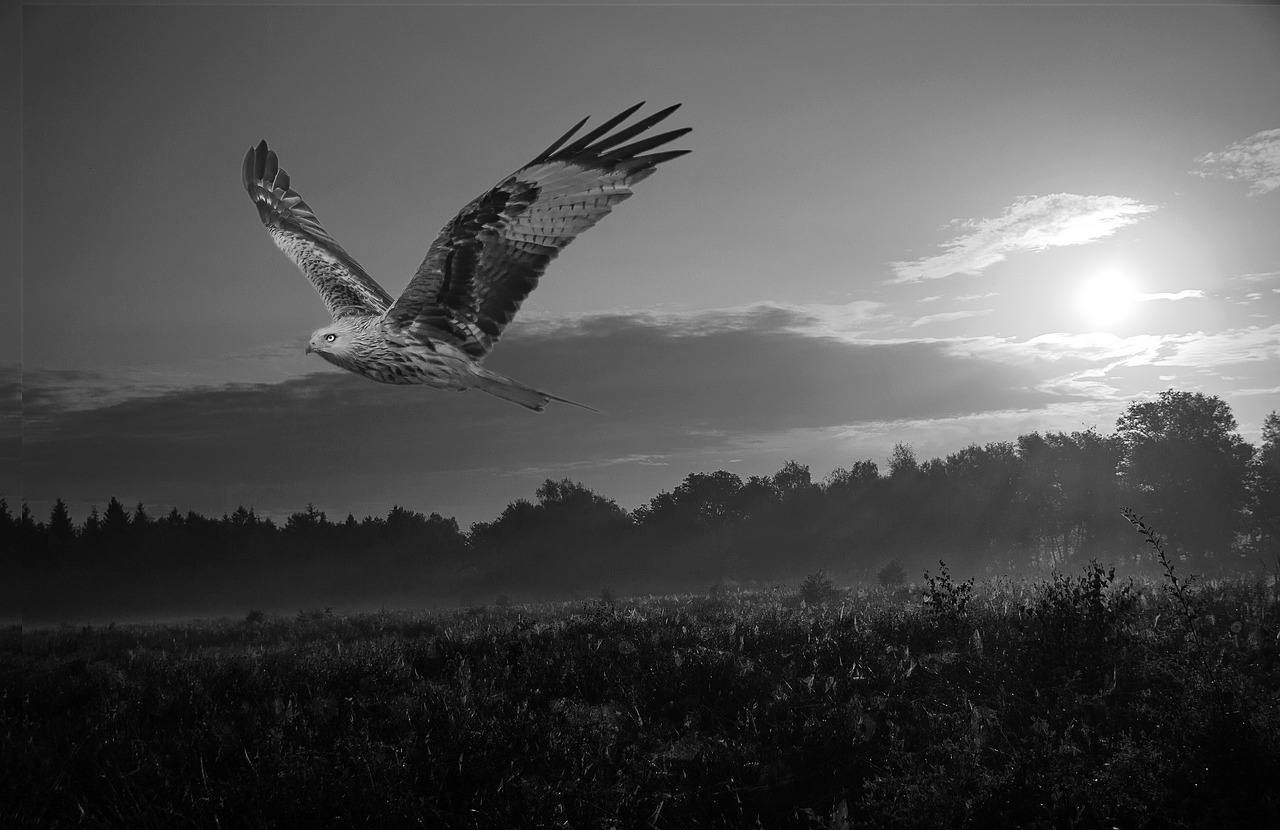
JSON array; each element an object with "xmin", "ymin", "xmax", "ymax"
[{"xmin": 10, "ymin": 1, "xmax": 1280, "ymax": 529}]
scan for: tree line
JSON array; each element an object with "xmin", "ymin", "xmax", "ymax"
[{"xmin": 12, "ymin": 390, "xmax": 1280, "ymax": 622}]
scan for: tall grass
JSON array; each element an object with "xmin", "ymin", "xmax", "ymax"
[{"xmin": 4, "ymin": 562, "xmax": 1278, "ymax": 828}]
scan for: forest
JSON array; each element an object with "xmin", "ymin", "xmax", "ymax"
[{"xmin": 13, "ymin": 389, "xmax": 1280, "ymax": 624}]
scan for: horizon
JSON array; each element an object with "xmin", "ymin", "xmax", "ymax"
[{"xmin": 8, "ymin": 387, "xmax": 1255, "ymax": 530}]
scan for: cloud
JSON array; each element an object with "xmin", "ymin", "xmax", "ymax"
[
  {"xmin": 1192, "ymin": 129, "xmax": 1280, "ymax": 196},
  {"xmin": 910, "ymin": 309, "xmax": 995, "ymax": 328},
  {"xmin": 1233, "ymin": 271, "xmax": 1280, "ymax": 284},
  {"xmin": 23, "ymin": 309, "xmax": 1058, "ymax": 525},
  {"xmin": 516, "ymin": 300, "xmax": 890, "ymax": 341},
  {"xmin": 1135, "ymin": 290, "xmax": 1202, "ymax": 302},
  {"xmin": 952, "ymin": 324, "xmax": 1280, "ymax": 371},
  {"xmin": 1163, "ymin": 324, "xmax": 1280, "ymax": 368},
  {"xmin": 940, "ymin": 324, "xmax": 1280, "ymax": 406},
  {"xmin": 890, "ymin": 194, "xmax": 1158, "ymax": 282}
]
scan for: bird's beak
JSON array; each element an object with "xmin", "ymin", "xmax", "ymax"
[{"xmin": 304, "ymin": 344, "xmax": 313, "ymax": 355}]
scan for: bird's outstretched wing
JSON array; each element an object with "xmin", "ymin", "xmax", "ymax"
[
  {"xmin": 243, "ymin": 141, "xmax": 395, "ymax": 320},
  {"xmin": 385, "ymin": 103, "xmax": 690, "ymax": 359}
]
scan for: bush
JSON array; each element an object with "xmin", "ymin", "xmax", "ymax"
[
  {"xmin": 921, "ymin": 560, "xmax": 973, "ymax": 617},
  {"xmin": 798, "ymin": 570, "xmax": 842, "ymax": 605},
  {"xmin": 877, "ymin": 559, "xmax": 906, "ymax": 587}
]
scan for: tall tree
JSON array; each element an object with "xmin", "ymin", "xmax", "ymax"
[
  {"xmin": 1016, "ymin": 429, "xmax": 1125, "ymax": 567},
  {"xmin": 102, "ymin": 497, "xmax": 131, "ymax": 538},
  {"xmin": 0, "ymin": 498, "xmax": 15, "ymax": 553},
  {"xmin": 81, "ymin": 506, "xmax": 102, "ymax": 544},
  {"xmin": 633, "ymin": 471, "xmax": 746, "ymax": 531},
  {"xmin": 285, "ymin": 503, "xmax": 329, "ymax": 534},
  {"xmin": 48, "ymin": 498, "xmax": 76, "ymax": 545},
  {"xmin": 1116, "ymin": 390, "xmax": 1252, "ymax": 568},
  {"xmin": 1249, "ymin": 411, "xmax": 1280, "ymax": 557},
  {"xmin": 824, "ymin": 461, "xmax": 880, "ymax": 492},
  {"xmin": 888, "ymin": 443, "xmax": 919, "ymax": 479},
  {"xmin": 772, "ymin": 461, "xmax": 813, "ymax": 495}
]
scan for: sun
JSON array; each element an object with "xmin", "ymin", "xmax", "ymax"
[{"xmin": 1076, "ymin": 267, "xmax": 1140, "ymax": 328}]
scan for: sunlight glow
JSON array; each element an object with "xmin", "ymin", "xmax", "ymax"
[{"xmin": 1077, "ymin": 268, "xmax": 1140, "ymax": 328}]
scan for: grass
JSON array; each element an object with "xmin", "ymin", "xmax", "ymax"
[{"xmin": 4, "ymin": 562, "xmax": 1279, "ymax": 828}]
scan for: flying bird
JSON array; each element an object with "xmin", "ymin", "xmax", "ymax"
[{"xmin": 243, "ymin": 103, "xmax": 689, "ymax": 411}]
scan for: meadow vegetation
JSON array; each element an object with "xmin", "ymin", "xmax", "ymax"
[{"xmin": 6, "ymin": 556, "xmax": 1278, "ymax": 828}]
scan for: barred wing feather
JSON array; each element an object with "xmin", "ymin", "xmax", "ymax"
[
  {"xmin": 242, "ymin": 141, "xmax": 395, "ymax": 320},
  {"xmin": 386, "ymin": 103, "xmax": 690, "ymax": 359}
]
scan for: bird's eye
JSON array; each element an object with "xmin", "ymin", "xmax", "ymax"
[{"xmin": 324, "ymin": 333, "xmax": 337, "ymax": 343}]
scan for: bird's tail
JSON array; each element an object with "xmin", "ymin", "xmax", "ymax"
[{"xmin": 469, "ymin": 367, "xmax": 598, "ymax": 413}]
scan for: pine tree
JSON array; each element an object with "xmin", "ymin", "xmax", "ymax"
[
  {"xmin": 48, "ymin": 498, "xmax": 76, "ymax": 544},
  {"xmin": 102, "ymin": 497, "xmax": 131, "ymax": 537},
  {"xmin": 0, "ymin": 498, "xmax": 16, "ymax": 552}
]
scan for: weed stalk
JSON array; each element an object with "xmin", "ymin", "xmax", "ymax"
[{"xmin": 1121, "ymin": 507, "xmax": 1232, "ymax": 719}]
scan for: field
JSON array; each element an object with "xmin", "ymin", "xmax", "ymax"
[{"xmin": 5, "ymin": 562, "xmax": 1279, "ymax": 829}]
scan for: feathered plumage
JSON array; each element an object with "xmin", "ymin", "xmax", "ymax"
[{"xmin": 243, "ymin": 102, "xmax": 689, "ymax": 411}]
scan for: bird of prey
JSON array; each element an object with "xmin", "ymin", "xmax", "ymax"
[{"xmin": 243, "ymin": 103, "xmax": 689, "ymax": 411}]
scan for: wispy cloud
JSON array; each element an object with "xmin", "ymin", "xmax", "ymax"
[
  {"xmin": 891, "ymin": 194, "xmax": 1158, "ymax": 282},
  {"xmin": 951, "ymin": 324, "xmax": 1280, "ymax": 371},
  {"xmin": 1136, "ymin": 290, "xmax": 1202, "ymax": 302},
  {"xmin": 910, "ymin": 309, "xmax": 995, "ymax": 328},
  {"xmin": 1164, "ymin": 324, "xmax": 1280, "ymax": 368},
  {"xmin": 941, "ymin": 324, "xmax": 1280, "ymax": 405},
  {"xmin": 1192, "ymin": 128, "xmax": 1280, "ymax": 196},
  {"xmin": 1233, "ymin": 271, "xmax": 1280, "ymax": 284}
]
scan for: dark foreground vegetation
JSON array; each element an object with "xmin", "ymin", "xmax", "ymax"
[
  {"xmin": 13, "ymin": 392, "xmax": 1280, "ymax": 622},
  {"xmin": 6, "ymin": 553, "xmax": 1279, "ymax": 829}
]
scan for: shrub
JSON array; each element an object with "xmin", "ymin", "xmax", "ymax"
[
  {"xmin": 877, "ymin": 559, "xmax": 907, "ymax": 587},
  {"xmin": 1020, "ymin": 559, "xmax": 1138, "ymax": 683},
  {"xmin": 922, "ymin": 560, "xmax": 973, "ymax": 617},
  {"xmin": 798, "ymin": 570, "xmax": 842, "ymax": 605}
]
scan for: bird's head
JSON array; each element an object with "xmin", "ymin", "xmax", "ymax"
[{"xmin": 306, "ymin": 322, "xmax": 360, "ymax": 365}]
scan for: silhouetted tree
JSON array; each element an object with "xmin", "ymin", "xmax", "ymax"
[
  {"xmin": 19, "ymin": 503, "xmax": 40, "ymax": 552},
  {"xmin": 48, "ymin": 498, "xmax": 76, "ymax": 546},
  {"xmin": 471, "ymin": 480, "xmax": 629, "ymax": 592},
  {"xmin": 158, "ymin": 507, "xmax": 184, "ymax": 533},
  {"xmin": 285, "ymin": 503, "xmax": 329, "ymax": 535},
  {"xmin": 102, "ymin": 497, "xmax": 130, "ymax": 537},
  {"xmin": 634, "ymin": 471, "xmax": 746, "ymax": 532},
  {"xmin": 772, "ymin": 460, "xmax": 814, "ymax": 495},
  {"xmin": 380, "ymin": 505, "xmax": 465, "ymax": 564},
  {"xmin": 1016, "ymin": 430, "xmax": 1125, "ymax": 566},
  {"xmin": 931, "ymin": 442, "xmax": 1022, "ymax": 570},
  {"xmin": 824, "ymin": 461, "xmax": 879, "ymax": 492},
  {"xmin": 0, "ymin": 498, "xmax": 15, "ymax": 553},
  {"xmin": 888, "ymin": 443, "xmax": 919, "ymax": 479},
  {"xmin": 81, "ymin": 506, "xmax": 102, "ymax": 545},
  {"xmin": 1117, "ymin": 390, "xmax": 1252, "ymax": 569},
  {"xmin": 1249, "ymin": 411, "xmax": 1280, "ymax": 557},
  {"xmin": 734, "ymin": 475, "xmax": 781, "ymax": 519}
]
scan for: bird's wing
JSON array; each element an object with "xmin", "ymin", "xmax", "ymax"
[
  {"xmin": 243, "ymin": 141, "xmax": 395, "ymax": 320},
  {"xmin": 385, "ymin": 103, "xmax": 690, "ymax": 358}
]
